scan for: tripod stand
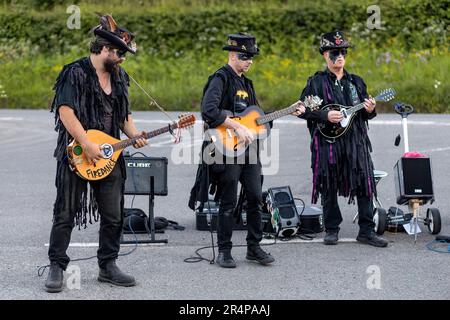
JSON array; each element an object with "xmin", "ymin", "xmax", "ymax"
[{"xmin": 121, "ymin": 176, "xmax": 168, "ymax": 244}]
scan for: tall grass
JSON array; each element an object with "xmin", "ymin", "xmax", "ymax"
[
  {"xmin": 0, "ymin": 0, "xmax": 448, "ymax": 112},
  {"xmin": 0, "ymin": 44, "xmax": 448, "ymax": 112}
]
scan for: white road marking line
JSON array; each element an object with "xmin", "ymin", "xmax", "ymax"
[
  {"xmin": 422, "ymin": 146, "xmax": 450, "ymax": 153},
  {"xmin": 44, "ymin": 242, "xmax": 167, "ymax": 247},
  {"xmin": 261, "ymin": 237, "xmax": 358, "ymax": 244},
  {"xmin": 370, "ymin": 120, "xmax": 450, "ymax": 126},
  {"xmin": 133, "ymin": 119, "xmax": 171, "ymax": 124},
  {"xmin": 0, "ymin": 117, "xmax": 24, "ymax": 121},
  {"xmin": 274, "ymin": 119, "xmax": 450, "ymax": 126},
  {"xmin": 1, "ymin": 116, "xmax": 450, "ymax": 126},
  {"xmin": 133, "ymin": 119, "xmax": 450, "ymax": 126},
  {"xmin": 45, "ymin": 238, "xmax": 356, "ymax": 247}
]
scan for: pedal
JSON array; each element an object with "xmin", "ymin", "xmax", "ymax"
[{"xmin": 436, "ymin": 235, "xmax": 450, "ymax": 243}]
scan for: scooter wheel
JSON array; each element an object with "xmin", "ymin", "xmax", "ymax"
[
  {"xmin": 426, "ymin": 208, "xmax": 441, "ymax": 235},
  {"xmin": 373, "ymin": 208, "xmax": 388, "ymax": 235}
]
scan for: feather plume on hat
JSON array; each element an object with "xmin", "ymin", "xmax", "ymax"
[{"xmin": 92, "ymin": 13, "xmax": 136, "ymax": 54}]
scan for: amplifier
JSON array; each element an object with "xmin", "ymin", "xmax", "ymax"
[
  {"xmin": 393, "ymin": 157, "xmax": 434, "ymax": 205},
  {"xmin": 124, "ymin": 155, "xmax": 168, "ymax": 195},
  {"xmin": 195, "ymin": 201, "xmax": 247, "ymax": 231},
  {"xmin": 297, "ymin": 204, "xmax": 324, "ymax": 234}
]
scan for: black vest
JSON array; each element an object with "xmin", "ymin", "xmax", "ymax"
[{"xmin": 202, "ymin": 65, "xmax": 258, "ymax": 115}]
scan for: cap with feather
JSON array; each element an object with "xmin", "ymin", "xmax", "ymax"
[{"xmin": 93, "ymin": 13, "xmax": 136, "ymax": 54}]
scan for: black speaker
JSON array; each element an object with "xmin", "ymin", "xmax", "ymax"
[
  {"xmin": 393, "ymin": 157, "xmax": 433, "ymax": 205},
  {"xmin": 124, "ymin": 156, "xmax": 168, "ymax": 195},
  {"xmin": 266, "ymin": 186, "xmax": 300, "ymax": 237}
]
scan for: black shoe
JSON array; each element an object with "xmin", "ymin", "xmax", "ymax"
[
  {"xmin": 216, "ymin": 251, "xmax": 236, "ymax": 268},
  {"xmin": 357, "ymin": 232, "xmax": 389, "ymax": 248},
  {"xmin": 45, "ymin": 262, "xmax": 64, "ymax": 293},
  {"xmin": 324, "ymin": 230, "xmax": 339, "ymax": 245},
  {"xmin": 246, "ymin": 246, "xmax": 275, "ymax": 265},
  {"xmin": 98, "ymin": 260, "xmax": 136, "ymax": 287}
]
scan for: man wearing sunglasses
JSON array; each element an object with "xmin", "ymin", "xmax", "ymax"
[
  {"xmin": 199, "ymin": 33, "xmax": 304, "ymax": 268},
  {"xmin": 45, "ymin": 14, "xmax": 147, "ymax": 293},
  {"xmin": 299, "ymin": 31, "xmax": 388, "ymax": 248}
]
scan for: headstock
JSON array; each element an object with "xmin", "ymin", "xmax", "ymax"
[
  {"xmin": 303, "ymin": 95, "xmax": 323, "ymax": 111},
  {"xmin": 375, "ymin": 88, "xmax": 396, "ymax": 102},
  {"xmin": 175, "ymin": 114, "xmax": 196, "ymax": 129}
]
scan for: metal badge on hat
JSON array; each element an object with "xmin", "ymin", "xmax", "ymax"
[{"xmin": 334, "ymin": 32, "xmax": 343, "ymax": 45}]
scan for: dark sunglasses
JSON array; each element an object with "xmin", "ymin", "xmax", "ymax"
[
  {"xmin": 237, "ymin": 53, "xmax": 254, "ymax": 61},
  {"xmin": 116, "ymin": 49, "xmax": 127, "ymax": 59},
  {"xmin": 329, "ymin": 48, "xmax": 347, "ymax": 58},
  {"xmin": 109, "ymin": 47, "xmax": 127, "ymax": 59}
]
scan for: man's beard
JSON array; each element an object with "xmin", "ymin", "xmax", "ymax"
[{"xmin": 104, "ymin": 58, "xmax": 119, "ymax": 74}]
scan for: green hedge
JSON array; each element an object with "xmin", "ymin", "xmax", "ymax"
[
  {"xmin": 1, "ymin": 0, "xmax": 448, "ymax": 56},
  {"xmin": 0, "ymin": 0, "xmax": 448, "ymax": 112}
]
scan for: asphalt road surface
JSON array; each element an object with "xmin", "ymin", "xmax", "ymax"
[{"xmin": 1, "ymin": 109, "xmax": 449, "ymax": 300}]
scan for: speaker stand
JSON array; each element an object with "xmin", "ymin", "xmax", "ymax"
[{"xmin": 121, "ymin": 176, "xmax": 168, "ymax": 244}]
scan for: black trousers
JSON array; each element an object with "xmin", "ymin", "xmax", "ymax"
[
  {"xmin": 216, "ymin": 161, "xmax": 263, "ymax": 252},
  {"xmin": 48, "ymin": 163, "xmax": 124, "ymax": 270},
  {"xmin": 321, "ymin": 185, "xmax": 375, "ymax": 236}
]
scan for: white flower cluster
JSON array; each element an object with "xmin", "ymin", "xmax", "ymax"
[
  {"xmin": 434, "ymin": 80, "xmax": 441, "ymax": 89},
  {"xmin": 0, "ymin": 83, "xmax": 7, "ymax": 99}
]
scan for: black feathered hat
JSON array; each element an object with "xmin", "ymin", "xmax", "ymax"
[{"xmin": 93, "ymin": 14, "xmax": 136, "ymax": 54}]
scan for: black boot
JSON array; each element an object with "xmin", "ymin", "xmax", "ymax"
[
  {"xmin": 98, "ymin": 260, "xmax": 136, "ymax": 287},
  {"xmin": 246, "ymin": 246, "xmax": 275, "ymax": 265},
  {"xmin": 324, "ymin": 229, "xmax": 339, "ymax": 245},
  {"xmin": 216, "ymin": 251, "xmax": 236, "ymax": 268},
  {"xmin": 45, "ymin": 261, "xmax": 64, "ymax": 293},
  {"xmin": 357, "ymin": 231, "xmax": 388, "ymax": 247}
]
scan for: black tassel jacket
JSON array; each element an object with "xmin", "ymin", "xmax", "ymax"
[
  {"xmin": 50, "ymin": 57, "xmax": 131, "ymax": 228},
  {"xmin": 300, "ymin": 68, "xmax": 377, "ymax": 204}
]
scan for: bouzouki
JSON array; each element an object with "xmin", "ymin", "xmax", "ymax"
[
  {"xmin": 317, "ymin": 88, "xmax": 396, "ymax": 140},
  {"xmin": 67, "ymin": 114, "xmax": 196, "ymax": 181},
  {"xmin": 206, "ymin": 95, "xmax": 322, "ymax": 157}
]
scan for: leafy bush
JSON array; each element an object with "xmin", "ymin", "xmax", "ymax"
[
  {"xmin": 0, "ymin": 0, "xmax": 447, "ymax": 56},
  {"xmin": 0, "ymin": 0, "xmax": 448, "ymax": 112}
]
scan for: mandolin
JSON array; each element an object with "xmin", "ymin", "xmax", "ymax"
[
  {"xmin": 317, "ymin": 88, "xmax": 395, "ymax": 140},
  {"xmin": 67, "ymin": 114, "xmax": 196, "ymax": 181}
]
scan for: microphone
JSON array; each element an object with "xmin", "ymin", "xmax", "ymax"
[
  {"xmin": 394, "ymin": 102, "xmax": 405, "ymax": 113},
  {"xmin": 394, "ymin": 134, "xmax": 401, "ymax": 147},
  {"xmin": 394, "ymin": 102, "xmax": 414, "ymax": 115}
]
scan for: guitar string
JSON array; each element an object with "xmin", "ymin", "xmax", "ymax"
[{"xmin": 128, "ymin": 73, "xmax": 175, "ymax": 123}]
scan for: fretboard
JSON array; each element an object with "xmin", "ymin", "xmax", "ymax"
[
  {"xmin": 112, "ymin": 124, "xmax": 174, "ymax": 151},
  {"xmin": 256, "ymin": 105, "xmax": 297, "ymax": 125},
  {"xmin": 346, "ymin": 102, "xmax": 366, "ymax": 115}
]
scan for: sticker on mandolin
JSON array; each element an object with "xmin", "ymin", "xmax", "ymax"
[{"xmin": 86, "ymin": 159, "xmax": 116, "ymax": 179}]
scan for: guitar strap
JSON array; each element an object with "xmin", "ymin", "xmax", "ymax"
[
  {"xmin": 349, "ymin": 82, "xmax": 360, "ymax": 105},
  {"xmin": 201, "ymin": 69, "xmax": 229, "ymax": 118}
]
